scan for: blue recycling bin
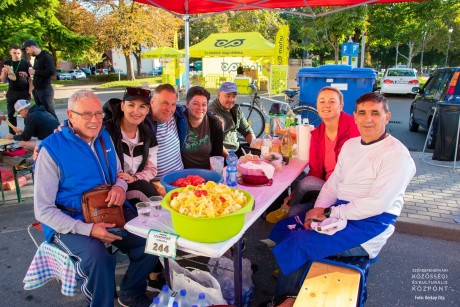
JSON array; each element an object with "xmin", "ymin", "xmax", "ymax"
[{"xmin": 297, "ymin": 65, "xmax": 376, "ymax": 115}]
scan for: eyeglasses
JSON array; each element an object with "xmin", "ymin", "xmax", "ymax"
[
  {"xmin": 70, "ymin": 110, "xmax": 104, "ymax": 120},
  {"xmin": 123, "ymin": 87, "xmax": 151, "ymax": 101}
]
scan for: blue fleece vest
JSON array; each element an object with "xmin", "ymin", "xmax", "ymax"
[{"xmin": 39, "ymin": 127, "xmax": 117, "ymax": 242}]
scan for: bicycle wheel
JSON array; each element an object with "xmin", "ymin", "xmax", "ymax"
[
  {"xmin": 293, "ymin": 105, "xmax": 322, "ymax": 128},
  {"xmin": 239, "ymin": 103, "xmax": 265, "ymax": 141}
]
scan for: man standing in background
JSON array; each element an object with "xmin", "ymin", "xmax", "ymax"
[
  {"xmin": 21, "ymin": 39, "xmax": 58, "ymax": 120},
  {"xmin": 0, "ymin": 45, "xmax": 32, "ymax": 134}
]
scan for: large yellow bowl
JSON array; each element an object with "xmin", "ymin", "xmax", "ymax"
[{"xmin": 161, "ymin": 187, "xmax": 254, "ymax": 243}]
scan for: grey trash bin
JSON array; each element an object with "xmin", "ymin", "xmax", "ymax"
[{"xmin": 432, "ymin": 102, "xmax": 460, "ymax": 161}]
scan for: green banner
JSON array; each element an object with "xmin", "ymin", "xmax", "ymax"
[{"xmin": 270, "ymin": 65, "xmax": 288, "ymax": 94}]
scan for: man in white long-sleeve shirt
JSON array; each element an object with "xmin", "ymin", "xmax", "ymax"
[{"xmin": 269, "ymin": 92, "xmax": 416, "ymax": 306}]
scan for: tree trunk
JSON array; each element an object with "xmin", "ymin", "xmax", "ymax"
[
  {"xmin": 132, "ymin": 50, "xmax": 142, "ymax": 77},
  {"xmin": 407, "ymin": 41, "xmax": 415, "ymax": 68},
  {"xmin": 334, "ymin": 34, "xmax": 339, "ymax": 64},
  {"xmin": 124, "ymin": 53, "xmax": 135, "ymax": 80}
]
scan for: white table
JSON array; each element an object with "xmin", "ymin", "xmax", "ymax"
[{"xmin": 125, "ymin": 158, "xmax": 308, "ymax": 306}]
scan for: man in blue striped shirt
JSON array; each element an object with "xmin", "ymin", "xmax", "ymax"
[{"xmin": 147, "ymin": 84, "xmax": 187, "ymax": 183}]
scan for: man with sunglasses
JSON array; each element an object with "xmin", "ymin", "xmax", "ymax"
[{"xmin": 34, "ymin": 90, "xmax": 158, "ymax": 306}]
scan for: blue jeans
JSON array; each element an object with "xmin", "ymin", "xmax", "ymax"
[
  {"xmin": 287, "ymin": 176, "xmax": 325, "ymax": 217},
  {"xmin": 274, "ymin": 245, "xmax": 369, "ymax": 304},
  {"xmin": 53, "ymin": 231, "xmax": 157, "ymax": 307}
]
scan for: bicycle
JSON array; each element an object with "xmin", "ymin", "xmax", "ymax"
[{"xmin": 238, "ymin": 80, "xmax": 321, "ymax": 140}]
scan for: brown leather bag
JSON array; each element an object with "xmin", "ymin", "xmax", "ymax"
[{"xmin": 81, "ymin": 184, "xmax": 126, "ymax": 228}]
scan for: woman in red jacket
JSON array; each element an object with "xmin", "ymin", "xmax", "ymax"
[{"xmin": 266, "ymin": 86, "xmax": 360, "ymax": 223}]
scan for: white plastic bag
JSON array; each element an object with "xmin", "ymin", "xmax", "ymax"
[
  {"xmin": 160, "ymin": 258, "xmax": 227, "ymax": 305},
  {"xmin": 208, "ymin": 256, "xmax": 255, "ymax": 307}
]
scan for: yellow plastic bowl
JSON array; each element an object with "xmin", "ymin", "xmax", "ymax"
[{"xmin": 161, "ymin": 187, "xmax": 254, "ymax": 243}]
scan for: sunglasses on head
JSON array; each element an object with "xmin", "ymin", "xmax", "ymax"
[{"xmin": 123, "ymin": 87, "xmax": 151, "ymax": 101}]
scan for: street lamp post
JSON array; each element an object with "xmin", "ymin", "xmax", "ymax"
[{"xmin": 445, "ymin": 27, "xmax": 453, "ymax": 67}]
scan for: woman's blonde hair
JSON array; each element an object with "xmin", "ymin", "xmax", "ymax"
[{"xmin": 316, "ymin": 86, "xmax": 344, "ymax": 105}]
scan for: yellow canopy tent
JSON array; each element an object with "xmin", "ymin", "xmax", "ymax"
[
  {"xmin": 141, "ymin": 46, "xmax": 185, "ymax": 59},
  {"xmin": 188, "ymin": 32, "xmax": 275, "ymax": 58}
]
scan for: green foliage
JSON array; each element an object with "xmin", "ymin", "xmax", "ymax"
[
  {"xmin": 281, "ymin": 6, "xmax": 366, "ymax": 63},
  {"xmin": 0, "ymin": 0, "xmax": 91, "ymax": 63}
]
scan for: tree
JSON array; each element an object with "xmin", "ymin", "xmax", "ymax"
[
  {"xmin": 368, "ymin": 1, "xmax": 458, "ymax": 68},
  {"xmin": 281, "ymin": 7, "xmax": 366, "ymax": 63},
  {"xmin": 83, "ymin": 0, "xmax": 181, "ymax": 80},
  {"xmin": 0, "ymin": 0, "xmax": 91, "ymax": 66}
]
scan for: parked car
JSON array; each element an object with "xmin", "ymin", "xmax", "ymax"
[
  {"xmin": 380, "ymin": 68, "xmax": 419, "ymax": 95},
  {"xmin": 68, "ymin": 69, "xmax": 86, "ymax": 80},
  {"xmin": 148, "ymin": 67, "xmax": 162, "ymax": 76},
  {"xmin": 110, "ymin": 69, "xmax": 127, "ymax": 75},
  {"xmin": 409, "ymin": 67, "xmax": 460, "ymax": 148},
  {"xmin": 95, "ymin": 68, "xmax": 109, "ymax": 75},
  {"xmin": 81, "ymin": 68, "xmax": 92, "ymax": 77},
  {"xmin": 56, "ymin": 70, "xmax": 72, "ymax": 80}
]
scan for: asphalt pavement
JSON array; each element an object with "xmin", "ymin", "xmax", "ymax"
[{"xmin": 0, "ymin": 85, "xmax": 459, "ymax": 306}]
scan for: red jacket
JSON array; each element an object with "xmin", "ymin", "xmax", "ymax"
[{"xmin": 308, "ymin": 112, "xmax": 360, "ymax": 180}]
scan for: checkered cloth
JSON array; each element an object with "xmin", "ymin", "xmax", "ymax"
[{"xmin": 23, "ymin": 242, "xmax": 77, "ymax": 296}]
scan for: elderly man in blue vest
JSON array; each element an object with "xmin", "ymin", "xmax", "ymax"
[{"xmin": 34, "ymin": 90, "xmax": 157, "ymax": 307}]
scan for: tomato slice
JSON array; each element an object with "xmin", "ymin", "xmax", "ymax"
[
  {"xmin": 194, "ymin": 190, "xmax": 208, "ymax": 197},
  {"xmin": 170, "ymin": 191, "xmax": 179, "ymax": 200},
  {"xmin": 219, "ymin": 196, "xmax": 226, "ymax": 202}
]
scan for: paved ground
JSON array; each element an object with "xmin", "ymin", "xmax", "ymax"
[{"xmin": 1, "ymin": 86, "xmax": 459, "ymax": 306}]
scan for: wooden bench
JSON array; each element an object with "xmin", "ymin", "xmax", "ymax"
[{"xmin": 294, "ymin": 261, "xmax": 361, "ymax": 307}]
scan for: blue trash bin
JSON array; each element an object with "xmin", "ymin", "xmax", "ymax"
[{"xmin": 297, "ymin": 65, "xmax": 376, "ymax": 115}]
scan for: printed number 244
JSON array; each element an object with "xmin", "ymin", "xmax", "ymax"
[{"xmin": 152, "ymin": 243, "xmax": 169, "ymax": 253}]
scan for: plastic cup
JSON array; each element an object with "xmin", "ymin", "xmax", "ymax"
[
  {"xmin": 210, "ymin": 156, "xmax": 224, "ymax": 175},
  {"xmin": 149, "ymin": 196, "xmax": 163, "ymax": 218},
  {"xmin": 136, "ymin": 202, "xmax": 151, "ymax": 223}
]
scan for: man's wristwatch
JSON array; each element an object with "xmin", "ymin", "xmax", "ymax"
[{"xmin": 324, "ymin": 207, "xmax": 331, "ymax": 218}]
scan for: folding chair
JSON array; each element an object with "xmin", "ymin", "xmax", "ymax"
[{"xmin": 24, "ymin": 221, "xmax": 118, "ymax": 298}]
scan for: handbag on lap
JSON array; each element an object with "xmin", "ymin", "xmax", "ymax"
[{"xmin": 81, "ymin": 184, "xmax": 125, "ymax": 228}]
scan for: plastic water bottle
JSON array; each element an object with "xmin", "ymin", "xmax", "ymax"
[
  {"xmin": 149, "ymin": 296, "xmax": 161, "ymax": 307},
  {"xmin": 196, "ymin": 293, "xmax": 211, "ymax": 307},
  {"xmin": 226, "ymin": 150, "xmax": 238, "ymax": 187},
  {"xmin": 175, "ymin": 289, "xmax": 191, "ymax": 307},
  {"xmin": 157, "ymin": 285, "xmax": 173, "ymax": 306}
]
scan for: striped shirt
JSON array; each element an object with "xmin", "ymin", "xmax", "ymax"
[{"xmin": 154, "ymin": 118, "xmax": 184, "ymax": 181}]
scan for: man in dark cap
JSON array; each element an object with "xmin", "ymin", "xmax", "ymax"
[
  {"xmin": 21, "ymin": 39, "xmax": 58, "ymax": 120},
  {"xmin": 208, "ymin": 81, "xmax": 254, "ymax": 157}
]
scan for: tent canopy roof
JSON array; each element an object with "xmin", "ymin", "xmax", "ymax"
[
  {"xmin": 189, "ymin": 32, "xmax": 275, "ymax": 58},
  {"xmin": 135, "ymin": 0, "xmax": 412, "ymax": 15}
]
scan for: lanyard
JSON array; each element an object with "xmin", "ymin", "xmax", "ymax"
[{"xmin": 11, "ymin": 60, "xmax": 21, "ymax": 74}]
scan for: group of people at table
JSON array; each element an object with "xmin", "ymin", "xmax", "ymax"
[{"xmin": 32, "ymin": 78, "xmax": 416, "ymax": 307}]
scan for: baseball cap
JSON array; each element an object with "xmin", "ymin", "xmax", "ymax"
[
  {"xmin": 219, "ymin": 82, "xmax": 238, "ymax": 93},
  {"xmin": 21, "ymin": 39, "xmax": 38, "ymax": 51},
  {"xmin": 123, "ymin": 87, "xmax": 151, "ymax": 104},
  {"xmin": 14, "ymin": 99, "xmax": 31, "ymax": 116}
]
